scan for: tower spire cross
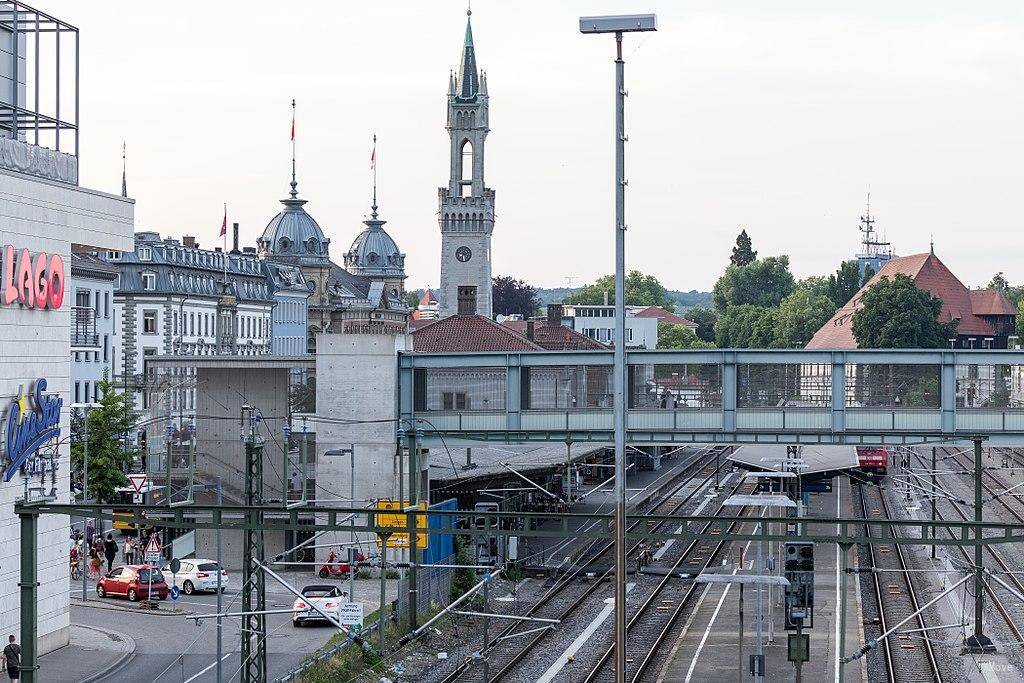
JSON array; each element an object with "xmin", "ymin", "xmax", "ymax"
[{"xmin": 290, "ymin": 98, "xmax": 298, "ymax": 199}]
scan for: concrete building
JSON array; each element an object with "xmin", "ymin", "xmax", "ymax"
[
  {"xmin": 69, "ymin": 253, "xmax": 118, "ymax": 403},
  {"xmin": 438, "ymin": 10, "xmax": 495, "ymax": 318},
  {"xmin": 0, "ymin": 4, "xmax": 134, "ymax": 654}
]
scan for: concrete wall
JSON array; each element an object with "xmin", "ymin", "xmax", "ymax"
[
  {"xmin": 315, "ymin": 333, "xmax": 418, "ymax": 559},
  {"xmin": 0, "ymin": 166, "xmax": 133, "ymax": 655}
]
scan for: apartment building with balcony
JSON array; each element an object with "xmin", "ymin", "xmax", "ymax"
[{"xmin": 69, "ymin": 253, "xmax": 118, "ymax": 403}]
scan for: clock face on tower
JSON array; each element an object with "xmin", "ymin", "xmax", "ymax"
[{"xmin": 455, "ymin": 246, "xmax": 472, "ymax": 263}]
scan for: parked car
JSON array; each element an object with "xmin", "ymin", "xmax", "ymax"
[
  {"xmin": 292, "ymin": 584, "xmax": 347, "ymax": 626},
  {"xmin": 97, "ymin": 565, "xmax": 168, "ymax": 602},
  {"xmin": 161, "ymin": 559, "xmax": 229, "ymax": 595}
]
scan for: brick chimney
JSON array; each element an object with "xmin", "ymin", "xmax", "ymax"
[
  {"xmin": 183, "ymin": 235, "xmax": 196, "ymax": 249},
  {"xmin": 547, "ymin": 303, "xmax": 563, "ymax": 326},
  {"xmin": 232, "ymin": 222, "xmax": 240, "ymax": 254},
  {"xmin": 526, "ymin": 320, "xmax": 535, "ymax": 341}
]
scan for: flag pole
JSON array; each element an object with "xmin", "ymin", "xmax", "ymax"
[
  {"xmin": 371, "ymin": 134, "xmax": 378, "ymax": 218},
  {"xmin": 222, "ymin": 203, "xmax": 228, "ymax": 283}
]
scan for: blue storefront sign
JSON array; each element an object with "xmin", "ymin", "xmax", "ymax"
[{"xmin": 4, "ymin": 378, "xmax": 62, "ymax": 481}]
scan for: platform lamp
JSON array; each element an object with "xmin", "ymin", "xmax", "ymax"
[
  {"xmin": 579, "ymin": 13, "xmax": 657, "ymax": 683},
  {"xmin": 70, "ymin": 401, "xmax": 102, "ymax": 601}
]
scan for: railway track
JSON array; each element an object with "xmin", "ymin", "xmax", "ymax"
[
  {"xmin": 854, "ymin": 478, "xmax": 942, "ymax": 683},
  {"xmin": 907, "ymin": 446, "xmax": 1024, "ymax": 654},
  {"xmin": 437, "ymin": 446, "xmax": 734, "ymax": 683}
]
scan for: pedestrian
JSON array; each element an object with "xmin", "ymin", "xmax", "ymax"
[
  {"xmin": 123, "ymin": 536, "xmax": 134, "ymax": 565},
  {"xmin": 89, "ymin": 547, "xmax": 101, "ymax": 578},
  {"xmin": 103, "ymin": 533, "xmax": 118, "ymax": 573},
  {"xmin": 3, "ymin": 635, "xmax": 19, "ymax": 681}
]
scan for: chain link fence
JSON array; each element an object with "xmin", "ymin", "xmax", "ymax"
[{"xmin": 395, "ymin": 553, "xmax": 455, "ymax": 624}]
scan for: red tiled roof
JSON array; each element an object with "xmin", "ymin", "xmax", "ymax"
[
  {"xmin": 409, "ymin": 317, "xmax": 434, "ymax": 330},
  {"xmin": 634, "ymin": 305, "xmax": 697, "ymax": 327},
  {"xmin": 807, "ymin": 252, "xmax": 1008, "ymax": 348},
  {"xmin": 970, "ymin": 289, "xmax": 1018, "ymax": 316},
  {"xmin": 413, "ymin": 315, "xmax": 543, "ymax": 352},
  {"xmin": 419, "ymin": 289, "xmax": 437, "ymax": 306},
  {"xmin": 502, "ymin": 320, "xmax": 608, "ymax": 350}
]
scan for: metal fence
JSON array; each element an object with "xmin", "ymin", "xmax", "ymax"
[{"xmin": 396, "ymin": 553, "xmax": 455, "ymax": 624}]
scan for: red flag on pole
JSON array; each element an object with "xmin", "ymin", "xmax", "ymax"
[
  {"xmin": 219, "ymin": 204, "xmax": 227, "ymax": 237},
  {"xmin": 370, "ymin": 145, "xmax": 376, "ymax": 170}
]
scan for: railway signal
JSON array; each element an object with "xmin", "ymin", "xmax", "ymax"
[{"xmin": 783, "ymin": 541, "xmax": 814, "ymax": 630}]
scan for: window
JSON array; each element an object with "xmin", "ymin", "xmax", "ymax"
[
  {"xmin": 173, "ymin": 312, "xmax": 178, "ymax": 336},
  {"xmin": 83, "ymin": 382, "xmax": 90, "ymax": 402},
  {"xmin": 106, "ymin": 251, "xmax": 121, "ymax": 261},
  {"xmin": 75, "ymin": 289, "xmax": 89, "ymax": 308},
  {"xmin": 74, "ymin": 382, "xmax": 80, "ymax": 403},
  {"xmin": 104, "ymin": 292, "xmax": 110, "ymax": 318},
  {"xmin": 93, "ymin": 384, "xmax": 99, "ymax": 402},
  {"xmin": 138, "ymin": 246, "xmax": 152, "ymax": 261},
  {"xmin": 113, "ymin": 274, "xmax": 121, "ymax": 289},
  {"xmin": 141, "ymin": 272, "xmax": 156, "ymax": 290},
  {"xmin": 103, "ymin": 334, "xmax": 109, "ymax": 362},
  {"xmin": 143, "ymin": 310, "xmax": 157, "ymax": 334},
  {"xmin": 190, "ymin": 312, "xmax": 195, "ymax": 336},
  {"xmin": 442, "ymin": 392, "xmax": 468, "ymax": 410},
  {"xmin": 143, "ymin": 347, "xmax": 157, "ymax": 356}
]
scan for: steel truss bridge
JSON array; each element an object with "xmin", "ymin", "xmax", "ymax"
[{"xmin": 399, "ymin": 349, "xmax": 1024, "ymax": 445}]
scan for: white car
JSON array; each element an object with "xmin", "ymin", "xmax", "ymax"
[
  {"xmin": 161, "ymin": 559, "xmax": 229, "ymax": 595},
  {"xmin": 293, "ymin": 584, "xmax": 347, "ymax": 626}
]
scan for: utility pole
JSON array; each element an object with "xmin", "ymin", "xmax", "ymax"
[
  {"xmin": 216, "ymin": 477, "xmax": 224, "ymax": 683},
  {"xmin": 241, "ymin": 407, "xmax": 267, "ymax": 682},
  {"xmin": 406, "ymin": 426, "xmax": 421, "ymax": 629},
  {"xmin": 965, "ymin": 438, "xmax": 995, "ymax": 654},
  {"xmin": 931, "ymin": 446, "xmax": 937, "ymax": 560}
]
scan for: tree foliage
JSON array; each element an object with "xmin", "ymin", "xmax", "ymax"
[
  {"xmin": 685, "ymin": 306, "xmax": 718, "ymax": 343},
  {"xmin": 774, "ymin": 288, "xmax": 837, "ymax": 347},
  {"xmin": 852, "ymin": 274, "xmax": 958, "ymax": 348},
  {"xmin": 826, "ymin": 260, "xmax": 863, "ymax": 308},
  {"xmin": 565, "ymin": 271, "xmax": 674, "ymax": 311},
  {"xmin": 657, "ymin": 323, "xmax": 714, "ymax": 349},
  {"xmin": 730, "ymin": 229, "xmax": 757, "ymax": 266},
  {"xmin": 70, "ymin": 370, "xmax": 139, "ymax": 504},
  {"xmin": 403, "ymin": 289, "xmax": 423, "ymax": 310},
  {"xmin": 712, "ymin": 256, "xmax": 795, "ymax": 312},
  {"xmin": 714, "ymin": 305, "xmax": 776, "ymax": 348},
  {"xmin": 492, "ymin": 276, "xmax": 539, "ymax": 318}
]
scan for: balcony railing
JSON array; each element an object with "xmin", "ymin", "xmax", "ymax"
[{"xmin": 71, "ymin": 306, "xmax": 99, "ymax": 349}]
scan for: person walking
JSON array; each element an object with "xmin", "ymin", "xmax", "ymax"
[
  {"xmin": 103, "ymin": 533, "xmax": 118, "ymax": 573},
  {"xmin": 123, "ymin": 536, "xmax": 134, "ymax": 565},
  {"xmin": 3, "ymin": 635, "xmax": 20, "ymax": 680},
  {"xmin": 89, "ymin": 546, "xmax": 101, "ymax": 578}
]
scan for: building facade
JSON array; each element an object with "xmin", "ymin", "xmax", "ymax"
[
  {"xmin": 438, "ymin": 10, "xmax": 494, "ymax": 318},
  {"xmin": 562, "ymin": 304, "xmax": 660, "ymax": 349},
  {"xmin": 69, "ymin": 253, "xmax": 118, "ymax": 404}
]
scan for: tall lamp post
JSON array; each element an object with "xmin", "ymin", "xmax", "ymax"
[
  {"xmin": 71, "ymin": 401, "xmax": 102, "ymax": 601},
  {"xmin": 579, "ymin": 14, "xmax": 657, "ymax": 683}
]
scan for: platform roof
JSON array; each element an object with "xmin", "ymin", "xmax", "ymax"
[
  {"xmin": 145, "ymin": 354, "xmax": 315, "ymax": 370},
  {"xmin": 726, "ymin": 444, "xmax": 859, "ymax": 477}
]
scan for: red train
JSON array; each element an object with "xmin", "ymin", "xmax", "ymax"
[{"xmin": 855, "ymin": 446, "xmax": 888, "ymax": 478}]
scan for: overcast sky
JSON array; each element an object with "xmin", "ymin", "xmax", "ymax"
[{"xmin": 47, "ymin": 1, "xmax": 1024, "ymax": 292}]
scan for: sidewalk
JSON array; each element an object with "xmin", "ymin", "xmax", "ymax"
[{"xmin": 37, "ymin": 624, "xmax": 135, "ymax": 683}]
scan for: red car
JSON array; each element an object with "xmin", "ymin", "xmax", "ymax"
[{"xmin": 96, "ymin": 565, "xmax": 169, "ymax": 602}]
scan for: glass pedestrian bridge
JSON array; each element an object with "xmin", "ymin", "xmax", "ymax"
[{"xmin": 398, "ymin": 349, "xmax": 1024, "ymax": 445}]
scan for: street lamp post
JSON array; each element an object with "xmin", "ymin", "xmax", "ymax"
[
  {"xmin": 579, "ymin": 14, "xmax": 657, "ymax": 683},
  {"xmin": 71, "ymin": 401, "xmax": 101, "ymax": 601}
]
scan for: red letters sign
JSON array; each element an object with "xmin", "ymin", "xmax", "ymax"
[{"xmin": 2, "ymin": 245, "xmax": 64, "ymax": 310}]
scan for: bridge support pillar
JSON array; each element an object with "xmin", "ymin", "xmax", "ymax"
[{"xmin": 965, "ymin": 437, "xmax": 995, "ymax": 654}]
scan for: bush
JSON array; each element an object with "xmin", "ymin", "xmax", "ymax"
[{"xmin": 450, "ymin": 536, "xmax": 476, "ymax": 603}]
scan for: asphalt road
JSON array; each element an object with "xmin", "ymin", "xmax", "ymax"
[{"xmin": 69, "ymin": 576, "xmax": 351, "ymax": 683}]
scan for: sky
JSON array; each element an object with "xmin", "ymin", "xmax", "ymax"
[{"xmin": 44, "ymin": 1, "xmax": 1024, "ymax": 292}]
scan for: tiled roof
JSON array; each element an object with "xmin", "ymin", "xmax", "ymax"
[
  {"xmin": 419, "ymin": 289, "xmax": 437, "ymax": 306},
  {"xmin": 502, "ymin": 320, "xmax": 608, "ymax": 351},
  {"xmin": 634, "ymin": 305, "xmax": 697, "ymax": 327},
  {"xmin": 807, "ymin": 252, "xmax": 1006, "ymax": 348},
  {"xmin": 970, "ymin": 289, "xmax": 1018, "ymax": 316},
  {"xmin": 413, "ymin": 314, "xmax": 543, "ymax": 352}
]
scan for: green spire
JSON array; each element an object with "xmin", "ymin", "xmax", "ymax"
[{"xmin": 458, "ymin": 8, "xmax": 479, "ymax": 99}]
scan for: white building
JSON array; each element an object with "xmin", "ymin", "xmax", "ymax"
[
  {"xmin": 0, "ymin": 5, "xmax": 134, "ymax": 655},
  {"xmin": 69, "ymin": 253, "xmax": 118, "ymax": 403},
  {"xmin": 562, "ymin": 304, "xmax": 660, "ymax": 349}
]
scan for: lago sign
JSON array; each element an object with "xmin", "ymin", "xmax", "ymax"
[
  {"xmin": 4, "ymin": 378, "xmax": 62, "ymax": 482},
  {"xmin": 2, "ymin": 245, "xmax": 65, "ymax": 310}
]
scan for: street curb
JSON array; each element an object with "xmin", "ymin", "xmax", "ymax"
[
  {"xmin": 71, "ymin": 596, "xmax": 195, "ymax": 617},
  {"xmin": 72, "ymin": 625, "xmax": 136, "ymax": 683}
]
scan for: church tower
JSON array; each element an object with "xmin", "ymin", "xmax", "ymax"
[{"xmin": 438, "ymin": 8, "xmax": 494, "ymax": 318}]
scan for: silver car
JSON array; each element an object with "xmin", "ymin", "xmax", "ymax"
[{"xmin": 161, "ymin": 559, "xmax": 229, "ymax": 595}]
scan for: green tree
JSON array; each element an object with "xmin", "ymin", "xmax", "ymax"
[
  {"xmin": 70, "ymin": 370, "xmax": 139, "ymax": 503},
  {"xmin": 403, "ymin": 289, "xmax": 423, "ymax": 310},
  {"xmin": 827, "ymin": 260, "xmax": 862, "ymax": 308},
  {"xmin": 712, "ymin": 256, "xmax": 795, "ymax": 312},
  {"xmin": 685, "ymin": 306, "xmax": 718, "ymax": 343},
  {"xmin": 851, "ymin": 274, "xmax": 959, "ymax": 348},
  {"xmin": 775, "ymin": 288, "xmax": 837, "ymax": 347},
  {"xmin": 450, "ymin": 536, "xmax": 476, "ymax": 603},
  {"xmin": 715, "ymin": 305, "xmax": 776, "ymax": 348},
  {"xmin": 730, "ymin": 229, "xmax": 757, "ymax": 266},
  {"xmin": 861, "ymin": 263, "xmax": 876, "ymax": 286},
  {"xmin": 657, "ymin": 323, "xmax": 714, "ymax": 349},
  {"xmin": 565, "ymin": 271, "xmax": 674, "ymax": 311},
  {"xmin": 798, "ymin": 275, "xmax": 832, "ymax": 302},
  {"xmin": 492, "ymin": 275, "xmax": 540, "ymax": 318}
]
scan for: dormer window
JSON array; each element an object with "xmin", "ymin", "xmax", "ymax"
[
  {"xmin": 106, "ymin": 251, "xmax": 121, "ymax": 260},
  {"xmin": 279, "ymin": 237, "xmax": 292, "ymax": 252},
  {"xmin": 141, "ymin": 271, "xmax": 156, "ymax": 290},
  {"xmin": 306, "ymin": 237, "xmax": 318, "ymax": 253},
  {"xmin": 138, "ymin": 246, "xmax": 152, "ymax": 261},
  {"xmin": 367, "ymin": 252, "xmax": 379, "ymax": 264}
]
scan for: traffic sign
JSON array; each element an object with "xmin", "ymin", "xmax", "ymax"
[
  {"xmin": 170, "ymin": 586, "xmax": 180, "ymax": 601},
  {"xmin": 144, "ymin": 535, "xmax": 161, "ymax": 564},
  {"xmin": 374, "ymin": 500, "xmax": 428, "ymax": 549},
  {"xmin": 338, "ymin": 602, "xmax": 363, "ymax": 627},
  {"xmin": 128, "ymin": 473, "xmax": 147, "ymax": 494},
  {"xmin": 170, "ymin": 558, "xmax": 181, "ymax": 574}
]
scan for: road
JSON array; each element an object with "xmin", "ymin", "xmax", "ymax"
[{"xmin": 69, "ymin": 572, "xmax": 379, "ymax": 683}]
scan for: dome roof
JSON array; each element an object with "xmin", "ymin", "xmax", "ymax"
[
  {"xmin": 258, "ymin": 180, "xmax": 330, "ymax": 265},
  {"xmin": 344, "ymin": 212, "xmax": 406, "ymax": 279}
]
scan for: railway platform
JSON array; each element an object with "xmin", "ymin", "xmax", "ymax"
[{"xmin": 657, "ymin": 476, "xmax": 866, "ymax": 682}]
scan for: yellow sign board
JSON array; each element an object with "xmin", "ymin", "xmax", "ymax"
[{"xmin": 375, "ymin": 500, "xmax": 428, "ymax": 549}]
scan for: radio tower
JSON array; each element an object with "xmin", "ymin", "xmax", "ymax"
[{"xmin": 856, "ymin": 193, "xmax": 893, "ymax": 278}]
